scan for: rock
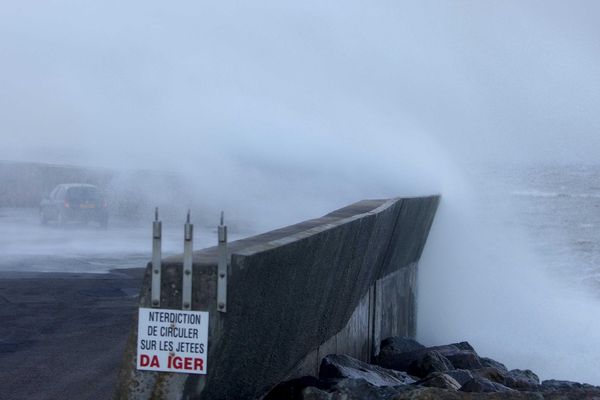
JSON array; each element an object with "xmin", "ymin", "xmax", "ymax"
[
  {"xmin": 425, "ymin": 344, "xmax": 473, "ymax": 357},
  {"xmin": 392, "ymin": 387, "xmax": 544, "ymax": 399},
  {"xmin": 301, "ymin": 386, "xmax": 332, "ymax": 400},
  {"xmin": 449, "ymin": 342, "xmax": 476, "ymax": 352},
  {"xmin": 376, "ymin": 338, "xmax": 427, "ymax": 372},
  {"xmin": 468, "ymin": 367, "xmax": 540, "ymax": 391},
  {"xmin": 470, "ymin": 367, "xmax": 507, "ymax": 384},
  {"xmin": 406, "ymin": 350, "xmax": 454, "ymax": 378},
  {"xmin": 319, "ymin": 354, "xmax": 415, "ymax": 386},
  {"xmin": 445, "ymin": 369, "xmax": 474, "ymax": 386},
  {"xmin": 504, "ymin": 369, "xmax": 540, "ymax": 391},
  {"xmin": 393, "ymin": 387, "xmax": 462, "ymax": 400},
  {"xmin": 298, "ymin": 377, "xmax": 411, "ymax": 399},
  {"xmin": 508, "ymin": 370, "xmax": 539, "ymax": 384},
  {"xmin": 415, "ymin": 372, "xmax": 461, "ymax": 390},
  {"xmin": 376, "ymin": 341, "xmax": 477, "ymax": 374},
  {"xmin": 480, "ymin": 357, "xmax": 508, "ymax": 372},
  {"xmin": 425, "ymin": 342, "xmax": 476, "ymax": 356},
  {"xmin": 264, "ymin": 376, "xmax": 332, "ymax": 400},
  {"xmin": 377, "ymin": 347, "xmax": 451, "ymax": 375},
  {"xmin": 442, "ymin": 350, "xmax": 483, "ymax": 370},
  {"xmin": 541, "ymin": 379, "xmax": 594, "ymax": 390},
  {"xmin": 543, "ymin": 388, "xmax": 600, "ymax": 399},
  {"xmin": 380, "ymin": 337, "xmax": 426, "ymax": 354},
  {"xmin": 376, "ymin": 349, "xmax": 421, "ymax": 372},
  {"xmin": 460, "ymin": 377, "xmax": 515, "ymax": 393},
  {"xmin": 324, "ymin": 378, "xmax": 406, "ymax": 400},
  {"xmin": 427, "ymin": 343, "xmax": 483, "ymax": 371}
]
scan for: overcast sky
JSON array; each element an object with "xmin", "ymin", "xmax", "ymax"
[{"xmin": 1, "ymin": 0, "xmax": 599, "ymax": 171}]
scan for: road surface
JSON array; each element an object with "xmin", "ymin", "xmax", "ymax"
[{"xmin": 0, "ymin": 207, "xmax": 245, "ymax": 399}]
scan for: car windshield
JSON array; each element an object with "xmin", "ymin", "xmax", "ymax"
[{"xmin": 66, "ymin": 187, "xmax": 101, "ymax": 202}]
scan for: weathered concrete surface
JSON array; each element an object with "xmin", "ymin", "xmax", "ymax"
[{"xmin": 116, "ymin": 196, "xmax": 439, "ymax": 399}]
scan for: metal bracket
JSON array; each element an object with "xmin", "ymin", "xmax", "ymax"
[
  {"xmin": 151, "ymin": 207, "xmax": 162, "ymax": 308},
  {"xmin": 217, "ymin": 211, "xmax": 228, "ymax": 313},
  {"xmin": 182, "ymin": 210, "xmax": 193, "ymax": 310}
]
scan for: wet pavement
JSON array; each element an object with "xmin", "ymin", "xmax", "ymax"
[
  {"xmin": 0, "ymin": 208, "xmax": 245, "ymax": 399},
  {"xmin": 0, "ymin": 207, "xmax": 209, "ymax": 273},
  {"xmin": 0, "ymin": 268, "xmax": 144, "ymax": 400}
]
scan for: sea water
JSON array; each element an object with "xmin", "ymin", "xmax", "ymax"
[{"xmin": 419, "ymin": 163, "xmax": 600, "ymax": 385}]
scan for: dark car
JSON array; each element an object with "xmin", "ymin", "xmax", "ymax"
[{"xmin": 40, "ymin": 184, "xmax": 109, "ymax": 227}]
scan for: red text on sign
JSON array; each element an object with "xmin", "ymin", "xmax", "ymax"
[
  {"xmin": 167, "ymin": 355, "xmax": 204, "ymax": 371},
  {"xmin": 140, "ymin": 354, "xmax": 160, "ymax": 368}
]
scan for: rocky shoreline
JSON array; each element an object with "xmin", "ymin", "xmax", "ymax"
[{"xmin": 265, "ymin": 337, "xmax": 600, "ymax": 399}]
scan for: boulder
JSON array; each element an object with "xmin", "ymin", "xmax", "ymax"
[
  {"xmin": 445, "ymin": 369, "xmax": 474, "ymax": 386},
  {"xmin": 449, "ymin": 342, "xmax": 476, "ymax": 352},
  {"xmin": 470, "ymin": 367, "xmax": 507, "ymax": 384},
  {"xmin": 406, "ymin": 350, "xmax": 454, "ymax": 378},
  {"xmin": 380, "ymin": 337, "xmax": 426, "ymax": 354},
  {"xmin": 504, "ymin": 369, "xmax": 540, "ymax": 391},
  {"xmin": 415, "ymin": 372, "xmax": 461, "ymax": 390},
  {"xmin": 541, "ymin": 379, "xmax": 594, "ymax": 390},
  {"xmin": 442, "ymin": 350, "xmax": 483, "ymax": 370},
  {"xmin": 392, "ymin": 387, "xmax": 544, "ymax": 399},
  {"xmin": 377, "ymin": 347, "xmax": 449, "ymax": 375},
  {"xmin": 320, "ymin": 354, "xmax": 415, "ymax": 386},
  {"xmin": 543, "ymin": 388, "xmax": 600, "ymax": 399},
  {"xmin": 376, "ymin": 341, "xmax": 478, "ymax": 374},
  {"xmin": 508, "ymin": 370, "xmax": 539, "ymax": 384},
  {"xmin": 376, "ymin": 339, "xmax": 429, "ymax": 372},
  {"xmin": 425, "ymin": 343, "xmax": 475, "ymax": 358},
  {"xmin": 331, "ymin": 378, "xmax": 405, "ymax": 398},
  {"xmin": 301, "ymin": 387, "xmax": 332, "ymax": 400},
  {"xmin": 468, "ymin": 367, "xmax": 540, "ymax": 391},
  {"xmin": 264, "ymin": 376, "xmax": 332, "ymax": 400},
  {"xmin": 302, "ymin": 378, "xmax": 406, "ymax": 400},
  {"xmin": 480, "ymin": 357, "xmax": 508, "ymax": 372},
  {"xmin": 460, "ymin": 377, "xmax": 515, "ymax": 393},
  {"xmin": 426, "ymin": 342, "xmax": 483, "ymax": 371}
]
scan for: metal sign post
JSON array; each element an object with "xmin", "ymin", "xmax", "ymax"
[
  {"xmin": 151, "ymin": 207, "xmax": 162, "ymax": 308},
  {"xmin": 182, "ymin": 210, "xmax": 193, "ymax": 310},
  {"xmin": 217, "ymin": 211, "xmax": 228, "ymax": 313},
  {"xmin": 137, "ymin": 209, "xmax": 212, "ymax": 376}
]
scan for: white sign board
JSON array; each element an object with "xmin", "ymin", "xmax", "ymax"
[{"xmin": 137, "ymin": 308, "xmax": 209, "ymax": 374}]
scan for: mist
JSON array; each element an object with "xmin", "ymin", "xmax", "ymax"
[{"xmin": 2, "ymin": 0, "xmax": 600, "ymax": 384}]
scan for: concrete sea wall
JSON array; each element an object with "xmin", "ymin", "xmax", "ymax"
[{"xmin": 116, "ymin": 196, "xmax": 440, "ymax": 399}]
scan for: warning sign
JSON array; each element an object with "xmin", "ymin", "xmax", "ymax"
[{"xmin": 137, "ymin": 308, "xmax": 209, "ymax": 374}]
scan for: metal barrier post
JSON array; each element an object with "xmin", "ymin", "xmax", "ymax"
[
  {"xmin": 182, "ymin": 210, "xmax": 193, "ymax": 310},
  {"xmin": 217, "ymin": 211, "xmax": 228, "ymax": 312},
  {"xmin": 151, "ymin": 207, "xmax": 162, "ymax": 307}
]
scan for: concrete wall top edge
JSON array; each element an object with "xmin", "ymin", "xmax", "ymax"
[
  {"xmin": 163, "ymin": 195, "xmax": 440, "ymax": 266},
  {"xmin": 232, "ymin": 197, "xmax": 400, "ymax": 258}
]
